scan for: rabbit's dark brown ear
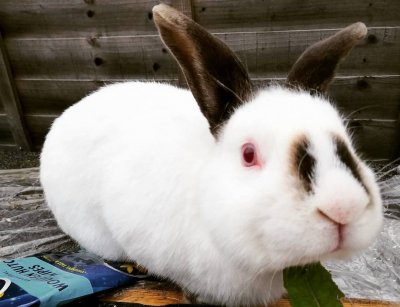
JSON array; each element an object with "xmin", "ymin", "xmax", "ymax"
[
  {"xmin": 153, "ymin": 4, "xmax": 253, "ymax": 137},
  {"xmin": 286, "ymin": 22, "xmax": 367, "ymax": 93}
]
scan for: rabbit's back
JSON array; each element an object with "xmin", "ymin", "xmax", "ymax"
[{"xmin": 40, "ymin": 82, "xmax": 213, "ymax": 260}]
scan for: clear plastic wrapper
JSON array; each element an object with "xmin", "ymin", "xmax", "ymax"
[
  {"xmin": 324, "ymin": 218, "xmax": 400, "ymax": 302},
  {"xmin": 0, "ymin": 169, "xmax": 74, "ymax": 259},
  {"xmin": 324, "ymin": 165, "xmax": 400, "ymax": 302}
]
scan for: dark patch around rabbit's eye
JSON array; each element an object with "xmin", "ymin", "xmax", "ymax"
[
  {"xmin": 333, "ymin": 136, "xmax": 368, "ymax": 193},
  {"xmin": 292, "ymin": 137, "xmax": 316, "ymax": 193}
]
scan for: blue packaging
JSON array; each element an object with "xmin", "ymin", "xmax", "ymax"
[{"xmin": 0, "ymin": 250, "xmax": 144, "ymax": 306}]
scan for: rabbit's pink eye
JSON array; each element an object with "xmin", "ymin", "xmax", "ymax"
[{"xmin": 242, "ymin": 143, "xmax": 259, "ymax": 167}]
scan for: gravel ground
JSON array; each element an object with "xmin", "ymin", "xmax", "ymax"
[{"xmin": 0, "ymin": 150, "xmax": 40, "ymax": 169}]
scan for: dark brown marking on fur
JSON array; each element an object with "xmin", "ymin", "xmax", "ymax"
[
  {"xmin": 286, "ymin": 22, "xmax": 367, "ymax": 93},
  {"xmin": 333, "ymin": 136, "xmax": 369, "ymax": 193},
  {"xmin": 291, "ymin": 136, "xmax": 316, "ymax": 193},
  {"xmin": 153, "ymin": 4, "xmax": 254, "ymax": 137}
]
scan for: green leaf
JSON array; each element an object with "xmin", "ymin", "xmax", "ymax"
[{"xmin": 283, "ymin": 262, "xmax": 344, "ymax": 307}]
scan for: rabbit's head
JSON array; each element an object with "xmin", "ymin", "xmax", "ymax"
[{"xmin": 153, "ymin": 4, "xmax": 383, "ymax": 271}]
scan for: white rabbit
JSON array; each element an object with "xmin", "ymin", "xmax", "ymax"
[{"xmin": 40, "ymin": 4, "xmax": 383, "ymax": 306}]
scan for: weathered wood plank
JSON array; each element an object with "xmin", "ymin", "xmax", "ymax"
[
  {"xmin": 25, "ymin": 115, "xmax": 55, "ymax": 146},
  {"xmin": 6, "ymin": 34, "xmax": 179, "ymax": 80},
  {"xmin": 348, "ymin": 119, "xmax": 400, "ymax": 160},
  {"xmin": 253, "ymin": 75, "xmax": 400, "ymax": 120},
  {"xmin": 100, "ymin": 280, "xmax": 185, "ymax": 306},
  {"xmin": 328, "ymin": 76, "xmax": 400, "ymax": 120},
  {"xmin": 15, "ymin": 76, "xmax": 400, "ymax": 120},
  {"xmin": 0, "ymin": 0, "xmax": 162, "ymax": 39},
  {"xmin": 1, "ymin": 75, "xmax": 398, "ymax": 159},
  {"xmin": 193, "ymin": 0, "xmax": 400, "ymax": 33},
  {"xmin": 16, "ymin": 79, "xmax": 179, "ymax": 115},
  {"xmin": 16, "ymin": 80, "xmax": 106, "ymax": 115},
  {"xmin": 0, "ymin": 144, "xmax": 17, "ymax": 150},
  {"xmin": 0, "ymin": 114, "xmax": 15, "ymax": 146},
  {"xmin": 0, "ymin": 32, "xmax": 31, "ymax": 150},
  {"xmin": 239, "ymin": 27, "xmax": 399, "ymax": 77},
  {"xmin": 99, "ymin": 279, "xmax": 400, "ymax": 306},
  {"xmin": 0, "ymin": 0, "xmax": 398, "ymax": 39},
  {"xmin": 5, "ymin": 27, "xmax": 399, "ymax": 80},
  {"xmin": 23, "ymin": 114, "xmax": 399, "ymax": 161},
  {"xmin": 272, "ymin": 299, "xmax": 400, "ymax": 307}
]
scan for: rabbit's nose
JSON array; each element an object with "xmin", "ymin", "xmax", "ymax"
[
  {"xmin": 315, "ymin": 168, "xmax": 370, "ymax": 225},
  {"xmin": 317, "ymin": 206, "xmax": 349, "ymax": 225},
  {"xmin": 317, "ymin": 193, "xmax": 369, "ymax": 225}
]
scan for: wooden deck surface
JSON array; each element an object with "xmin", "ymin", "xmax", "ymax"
[{"xmin": 99, "ymin": 279, "xmax": 400, "ymax": 306}]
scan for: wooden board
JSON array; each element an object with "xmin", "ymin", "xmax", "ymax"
[
  {"xmin": 22, "ymin": 112, "xmax": 399, "ymax": 160},
  {"xmin": 348, "ymin": 119, "xmax": 400, "ymax": 160},
  {"xmin": 0, "ymin": 0, "xmax": 398, "ymax": 38},
  {"xmin": 0, "ymin": 32, "xmax": 31, "ymax": 150},
  {"xmin": 2, "ymin": 75, "xmax": 400, "ymax": 159},
  {"xmin": 254, "ymin": 76, "xmax": 400, "ymax": 120},
  {"xmin": 24, "ymin": 114, "xmax": 54, "ymax": 147},
  {"xmin": 99, "ymin": 279, "xmax": 400, "ymax": 306},
  {"xmin": 0, "ymin": 114, "xmax": 15, "ymax": 146},
  {"xmin": 0, "ymin": 0, "xmax": 161, "ymax": 39},
  {"xmin": 5, "ymin": 35, "xmax": 179, "ymax": 81},
  {"xmin": 0, "ymin": 1, "xmax": 398, "ymax": 156},
  {"xmin": 8, "ymin": 74, "xmax": 400, "ymax": 160},
  {"xmin": 326, "ymin": 76, "xmax": 400, "ymax": 120},
  {"xmin": 15, "ymin": 76, "xmax": 400, "ymax": 118},
  {"xmin": 194, "ymin": 0, "xmax": 400, "ymax": 33},
  {"xmin": 16, "ymin": 79, "xmax": 108, "ymax": 115},
  {"xmin": 5, "ymin": 27, "xmax": 399, "ymax": 80}
]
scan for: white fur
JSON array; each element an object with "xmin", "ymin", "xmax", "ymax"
[{"xmin": 40, "ymin": 82, "xmax": 383, "ymax": 306}]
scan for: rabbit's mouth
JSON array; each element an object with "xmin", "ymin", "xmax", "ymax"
[
  {"xmin": 331, "ymin": 225, "xmax": 344, "ymax": 253},
  {"xmin": 316, "ymin": 209, "xmax": 345, "ymax": 253},
  {"xmin": 320, "ymin": 219, "xmax": 380, "ymax": 262}
]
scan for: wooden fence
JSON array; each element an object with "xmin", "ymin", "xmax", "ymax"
[{"xmin": 0, "ymin": 0, "xmax": 399, "ymax": 161}]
